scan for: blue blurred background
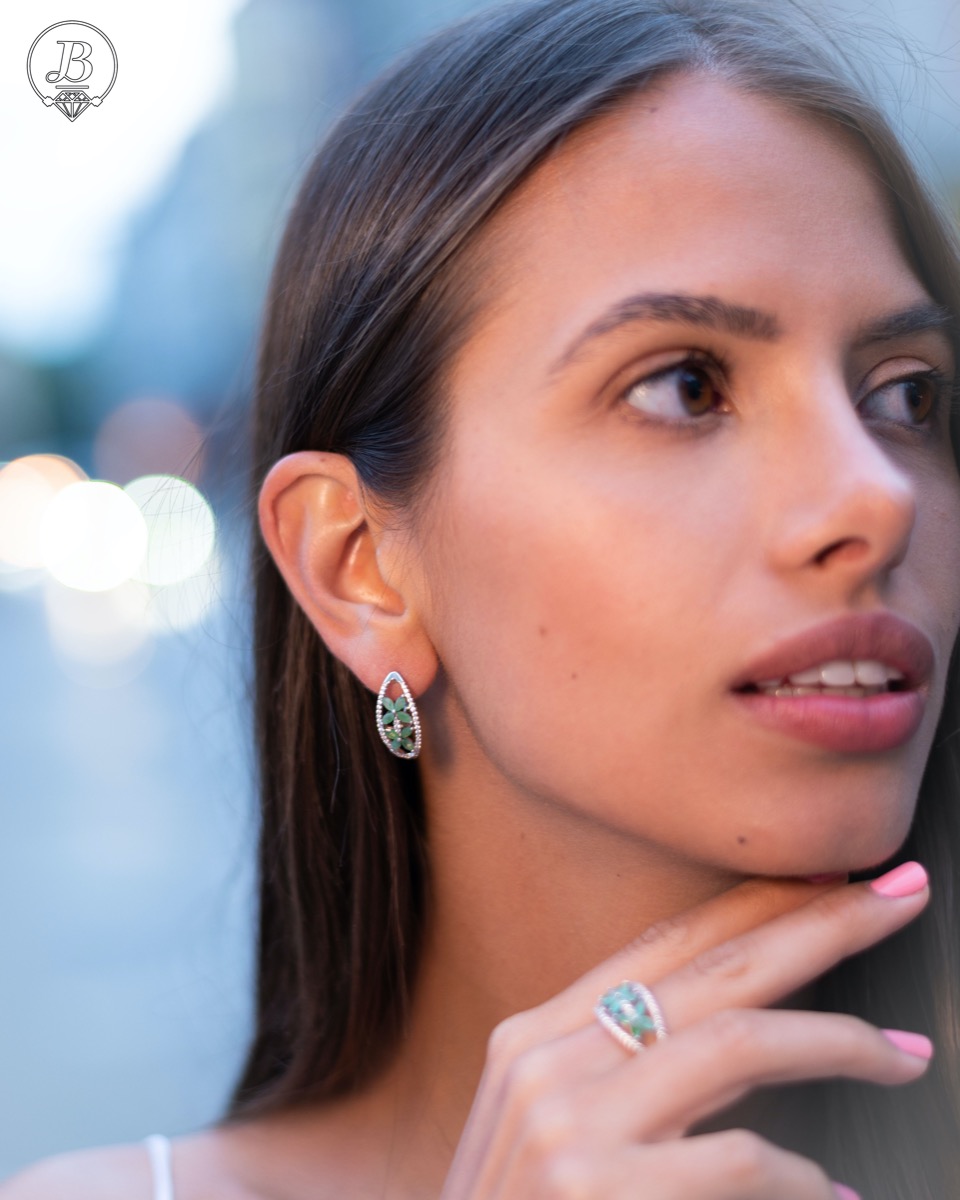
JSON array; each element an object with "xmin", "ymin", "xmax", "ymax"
[{"xmin": 1, "ymin": 0, "xmax": 958, "ymax": 1178}]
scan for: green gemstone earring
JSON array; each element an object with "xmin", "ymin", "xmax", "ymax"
[{"xmin": 376, "ymin": 670, "xmax": 422, "ymax": 759}]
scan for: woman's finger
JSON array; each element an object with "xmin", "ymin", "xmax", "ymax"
[
  {"xmin": 513, "ymin": 874, "xmax": 846, "ymax": 1042},
  {"xmin": 536, "ymin": 864, "xmax": 927, "ymax": 1079},
  {"xmin": 610, "ymin": 1131, "xmax": 849, "ymax": 1199},
  {"xmin": 652, "ymin": 863, "xmax": 928, "ymax": 1032},
  {"xmin": 453, "ymin": 867, "xmax": 927, "ymax": 1190},
  {"xmin": 462, "ymin": 1005, "xmax": 925, "ymax": 1193},
  {"xmin": 565, "ymin": 1007, "xmax": 931, "ymax": 1145},
  {"xmin": 452, "ymin": 876, "xmax": 834, "ymax": 1180},
  {"xmin": 449, "ymin": 1126, "xmax": 847, "ymax": 1200}
]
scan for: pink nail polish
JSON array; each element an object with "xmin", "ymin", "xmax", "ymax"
[
  {"xmin": 882, "ymin": 1029, "xmax": 934, "ymax": 1060},
  {"xmin": 869, "ymin": 861, "xmax": 928, "ymax": 897},
  {"xmin": 833, "ymin": 1185, "xmax": 861, "ymax": 1200}
]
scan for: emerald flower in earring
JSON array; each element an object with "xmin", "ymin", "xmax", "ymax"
[
  {"xmin": 375, "ymin": 671, "xmax": 422, "ymax": 759},
  {"xmin": 381, "ymin": 695, "xmax": 415, "ymax": 754}
]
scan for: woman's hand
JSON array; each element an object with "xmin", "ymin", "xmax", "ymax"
[{"xmin": 440, "ymin": 863, "xmax": 932, "ymax": 1199}]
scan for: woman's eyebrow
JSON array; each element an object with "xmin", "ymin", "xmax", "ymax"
[
  {"xmin": 851, "ymin": 302, "xmax": 954, "ymax": 351},
  {"xmin": 544, "ymin": 294, "xmax": 955, "ymax": 383},
  {"xmin": 545, "ymin": 292, "xmax": 782, "ymax": 380}
]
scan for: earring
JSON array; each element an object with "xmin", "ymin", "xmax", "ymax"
[{"xmin": 376, "ymin": 670, "xmax": 422, "ymax": 759}]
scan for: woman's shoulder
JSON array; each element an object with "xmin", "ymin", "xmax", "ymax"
[
  {"xmin": 0, "ymin": 1112, "xmax": 392, "ymax": 1200},
  {"xmin": 0, "ymin": 1142, "xmax": 154, "ymax": 1198},
  {"xmin": 0, "ymin": 1133, "xmax": 259, "ymax": 1200}
]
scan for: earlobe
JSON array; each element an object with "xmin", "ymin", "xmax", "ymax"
[{"xmin": 257, "ymin": 451, "xmax": 438, "ymax": 695}]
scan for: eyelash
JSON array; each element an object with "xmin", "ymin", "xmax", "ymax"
[{"xmin": 617, "ymin": 349, "xmax": 953, "ymax": 436}]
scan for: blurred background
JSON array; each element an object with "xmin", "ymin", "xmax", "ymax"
[{"xmin": 0, "ymin": 0, "xmax": 958, "ymax": 1178}]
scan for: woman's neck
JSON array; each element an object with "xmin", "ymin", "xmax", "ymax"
[
  {"xmin": 416, "ymin": 744, "xmax": 745, "ymax": 1027},
  {"xmin": 216, "ymin": 764, "xmax": 818, "ymax": 1200},
  {"xmin": 360, "ymin": 761, "xmax": 749, "ymax": 1191}
]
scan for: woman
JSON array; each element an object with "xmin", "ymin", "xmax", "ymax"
[{"xmin": 6, "ymin": 0, "xmax": 960, "ymax": 1196}]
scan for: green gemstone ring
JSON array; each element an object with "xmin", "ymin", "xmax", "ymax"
[{"xmin": 594, "ymin": 980, "xmax": 669, "ymax": 1053}]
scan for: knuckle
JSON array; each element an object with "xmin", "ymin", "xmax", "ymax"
[
  {"xmin": 535, "ymin": 1150, "xmax": 593, "ymax": 1198},
  {"xmin": 714, "ymin": 1128, "xmax": 774, "ymax": 1187},
  {"xmin": 522, "ymin": 1096, "xmax": 578, "ymax": 1161},
  {"xmin": 487, "ymin": 1013, "xmax": 530, "ymax": 1066},
  {"xmin": 630, "ymin": 913, "xmax": 690, "ymax": 953},
  {"xmin": 706, "ymin": 1007, "xmax": 757, "ymax": 1053},
  {"xmin": 836, "ymin": 1011, "xmax": 874, "ymax": 1043},
  {"xmin": 503, "ymin": 1042, "xmax": 561, "ymax": 1108},
  {"xmin": 809, "ymin": 881, "xmax": 888, "ymax": 961},
  {"xmin": 811, "ymin": 879, "xmax": 858, "ymax": 924},
  {"xmin": 842, "ymin": 1013, "xmax": 889, "ymax": 1066},
  {"xmin": 689, "ymin": 935, "xmax": 751, "ymax": 983}
]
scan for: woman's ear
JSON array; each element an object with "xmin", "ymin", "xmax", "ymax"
[{"xmin": 257, "ymin": 451, "xmax": 438, "ymax": 696}]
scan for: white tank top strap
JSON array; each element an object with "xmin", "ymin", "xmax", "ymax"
[{"xmin": 144, "ymin": 1134, "xmax": 176, "ymax": 1200}]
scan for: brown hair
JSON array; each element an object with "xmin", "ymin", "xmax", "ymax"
[{"xmin": 228, "ymin": 1, "xmax": 960, "ymax": 1193}]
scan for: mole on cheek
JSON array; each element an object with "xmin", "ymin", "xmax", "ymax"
[
  {"xmin": 538, "ymin": 625, "xmax": 548, "ymax": 637},
  {"xmin": 737, "ymin": 835, "xmax": 748, "ymax": 845}
]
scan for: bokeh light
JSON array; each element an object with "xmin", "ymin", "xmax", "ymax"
[
  {"xmin": 124, "ymin": 474, "xmax": 217, "ymax": 586},
  {"xmin": 0, "ymin": 455, "xmax": 87, "ymax": 588},
  {"xmin": 94, "ymin": 398, "xmax": 206, "ymax": 485},
  {"xmin": 39, "ymin": 481, "xmax": 148, "ymax": 592}
]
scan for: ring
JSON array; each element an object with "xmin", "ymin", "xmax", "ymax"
[{"xmin": 594, "ymin": 980, "xmax": 669, "ymax": 1054}]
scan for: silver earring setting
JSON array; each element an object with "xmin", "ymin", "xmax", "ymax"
[{"xmin": 376, "ymin": 670, "xmax": 422, "ymax": 759}]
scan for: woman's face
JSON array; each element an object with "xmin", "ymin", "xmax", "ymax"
[{"xmin": 406, "ymin": 71, "xmax": 960, "ymax": 875}]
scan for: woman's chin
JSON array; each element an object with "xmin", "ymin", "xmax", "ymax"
[{"xmin": 715, "ymin": 809, "xmax": 915, "ymax": 881}]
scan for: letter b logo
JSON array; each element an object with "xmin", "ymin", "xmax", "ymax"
[
  {"xmin": 27, "ymin": 21, "xmax": 117, "ymax": 122},
  {"xmin": 45, "ymin": 40, "xmax": 95, "ymax": 85}
]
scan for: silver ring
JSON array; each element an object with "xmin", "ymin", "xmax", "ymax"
[{"xmin": 594, "ymin": 980, "xmax": 669, "ymax": 1054}]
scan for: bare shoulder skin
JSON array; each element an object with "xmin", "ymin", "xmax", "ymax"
[
  {"xmin": 0, "ymin": 1133, "xmax": 268, "ymax": 1200},
  {"xmin": 0, "ymin": 1106, "xmax": 437, "ymax": 1200},
  {"xmin": 0, "ymin": 1144, "xmax": 154, "ymax": 1199}
]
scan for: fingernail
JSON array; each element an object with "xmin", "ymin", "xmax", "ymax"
[
  {"xmin": 882, "ymin": 1029, "xmax": 934, "ymax": 1060},
  {"xmin": 869, "ymin": 861, "xmax": 928, "ymax": 897},
  {"xmin": 833, "ymin": 1185, "xmax": 861, "ymax": 1200}
]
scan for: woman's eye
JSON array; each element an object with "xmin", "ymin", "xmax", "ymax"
[
  {"xmin": 621, "ymin": 357, "xmax": 725, "ymax": 423},
  {"xmin": 860, "ymin": 371, "xmax": 945, "ymax": 428}
]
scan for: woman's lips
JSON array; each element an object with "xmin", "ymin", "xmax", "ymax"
[
  {"xmin": 730, "ymin": 687, "xmax": 926, "ymax": 753},
  {"xmin": 729, "ymin": 611, "xmax": 933, "ymax": 752},
  {"xmin": 730, "ymin": 611, "xmax": 934, "ymax": 694}
]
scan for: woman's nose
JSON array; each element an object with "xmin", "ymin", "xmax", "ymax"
[{"xmin": 764, "ymin": 384, "xmax": 918, "ymax": 588}]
